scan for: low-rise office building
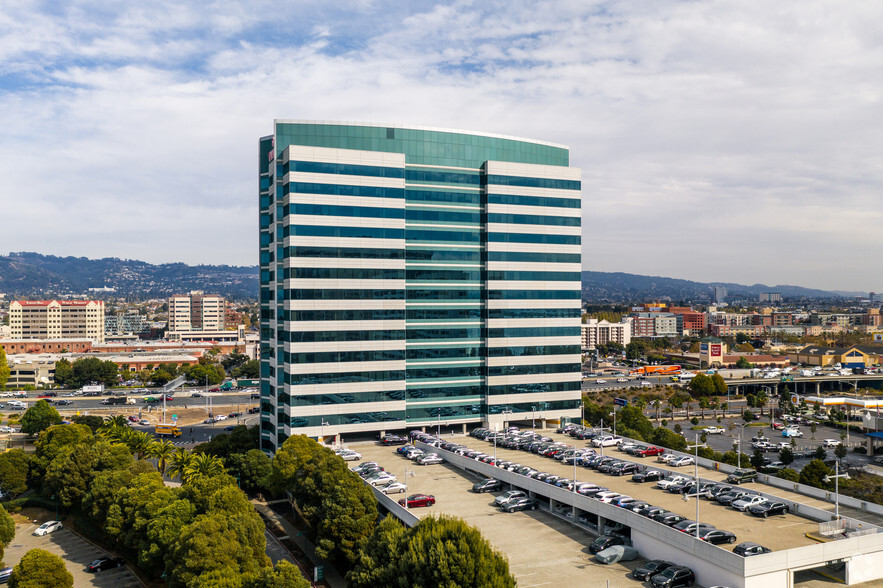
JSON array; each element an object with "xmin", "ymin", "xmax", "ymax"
[
  {"xmin": 10, "ymin": 300, "xmax": 105, "ymax": 343},
  {"xmin": 581, "ymin": 318, "xmax": 631, "ymax": 350}
]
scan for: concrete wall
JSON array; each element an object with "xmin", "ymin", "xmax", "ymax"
[{"xmin": 368, "ymin": 485, "xmax": 420, "ymax": 528}]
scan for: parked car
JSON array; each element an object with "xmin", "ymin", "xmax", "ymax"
[
  {"xmin": 501, "ymin": 497, "xmax": 538, "ymax": 513},
  {"xmin": 703, "ymin": 426, "xmax": 725, "ymax": 434},
  {"xmin": 633, "ymin": 560, "xmax": 676, "ymax": 581},
  {"xmin": 380, "ymin": 435, "xmax": 408, "ymax": 446},
  {"xmin": 650, "ymin": 565, "xmax": 696, "ymax": 587},
  {"xmin": 472, "ymin": 479, "xmax": 503, "ymax": 493},
  {"xmin": 495, "ymin": 490, "xmax": 527, "ymax": 507},
  {"xmin": 731, "ymin": 495, "xmax": 767, "ymax": 512},
  {"xmin": 592, "ymin": 435, "xmax": 623, "ymax": 447},
  {"xmin": 0, "ymin": 567, "xmax": 11, "ymax": 583},
  {"xmin": 416, "ymin": 454, "xmax": 443, "ymax": 465},
  {"xmin": 726, "ymin": 468, "xmax": 758, "ymax": 485},
  {"xmin": 87, "ymin": 557, "xmax": 125, "ymax": 572},
  {"xmin": 588, "ymin": 535, "xmax": 625, "ymax": 554},
  {"xmin": 609, "ymin": 462, "xmax": 639, "ymax": 476},
  {"xmin": 33, "ymin": 521, "xmax": 62, "ymax": 536},
  {"xmin": 632, "ymin": 469, "xmax": 666, "ymax": 483},
  {"xmin": 367, "ymin": 473, "xmax": 397, "ymax": 486},
  {"xmin": 670, "ymin": 456, "xmax": 695, "ymax": 467},
  {"xmin": 672, "ymin": 520, "xmax": 715, "ymax": 535},
  {"xmin": 656, "ymin": 475, "xmax": 689, "ymax": 490},
  {"xmin": 653, "ymin": 513, "xmax": 687, "ymax": 527},
  {"xmin": 716, "ymin": 490, "xmax": 753, "ymax": 506},
  {"xmin": 398, "ymin": 494, "xmax": 435, "ymax": 508},
  {"xmin": 733, "ymin": 542, "xmax": 772, "ymax": 557},
  {"xmin": 822, "ymin": 439, "xmax": 842, "ymax": 448},
  {"xmin": 698, "ymin": 529, "xmax": 737, "ymax": 544},
  {"xmin": 378, "ymin": 481, "xmax": 407, "ymax": 494},
  {"xmin": 637, "ymin": 445, "xmax": 666, "ymax": 457},
  {"xmin": 748, "ymin": 501, "xmax": 790, "ymax": 517}
]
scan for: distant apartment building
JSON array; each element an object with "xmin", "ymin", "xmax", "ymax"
[
  {"xmin": 105, "ymin": 310, "xmax": 150, "ymax": 336},
  {"xmin": 668, "ymin": 307, "xmax": 706, "ymax": 335},
  {"xmin": 9, "ymin": 300, "xmax": 105, "ymax": 343},
  {"xmin": 168, "ymin": 292, "xmax": 226, "ymax": 334},
  {"xmin": 582, "ymin": 318, "xmax": 632, "ymax": 350},
  {"xmin": 629, "ymin": 312, "xmax": 682, "ymax": 338},
  {"xmin": 713, "ymin": 286, "xmax": 727, "ymax": 303},
  {"xmin": 758, "ymin": 292, "xmax": 782, "ymax": 303},
  {"xmin": 0, "ymin": 339, "xmax": 93, "ymax": 354}
]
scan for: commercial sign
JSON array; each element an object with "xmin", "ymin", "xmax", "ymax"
[
  {"xmin": 711, "ymin": 344, "xmax": 722, "ymax": 356},
  {"xmin": 614, "ymin": 398, "xmax": 628, "ymax": 407}
]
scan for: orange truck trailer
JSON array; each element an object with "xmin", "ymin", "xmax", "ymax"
[{"xmin": 629, "ymin": 365, "xmax": 681, "ymax": 376}]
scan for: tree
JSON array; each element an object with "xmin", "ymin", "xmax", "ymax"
[
  {"xmin": 315, "ymin": 472, "xmax": 379, "ymax": 566},
  {"xmin": 778, "ymin": 468, "xmax": 800, "ymax": 482},
  {"xmin": 232, "ymin": 360, "xmax": 260, "ymax": 379},
  {"xmin": 755, "ymin": 390, "xmax": 769, "ymax": 417},
  {"xmin": 193, "ymin": 426, "xmax": 259, "ymax": 461},
  {"xmin": 799, "ymin": 459, "xmax": 833, "ymax": 489},
  {"xmin": 688, "ymin": 373, "xmax": 715, "ymax": 397},
  {"xmin": 0, "ymin": 449, "xmax": 31, "ymax": 497},
  {"xmin": 735, "ymin": 356, "xmax": 753, "ymax": 369},
  {"xmin": 246, "ymin": 561, "xmax": 310, "ymax": 588},
  {"xmin": 0, "ymin": 347, "xmax": 11, "ymax": 389},
  {"xmin": 710, "ymin": 373, "xmax": 728, "ymax": 396},
  {"xmin": 20, "ymin": 401, "xmax": 62, "ymax": 437},
  {"xmin": 0, "ymin": 504, "xmax": 14, "ymax": 563},
  {"xmin": 183, "ymin": 453, "xmax": 226, "ymax": 483},
  {"xmin": 811, "ymin": 422, "xmax": 817, "ymax": 439},
  {"xmin": 71, "ymin": 415, "xmax": 104, "ymax": 433},
  {"xmin": 616, "ymin": 406, "xmax": 653, "ymax": 440},
  {"xmin": 226, "ymin": 450, "xmax": 272, "ymax": 495},
  {"xmin": 149, "ymin": 440, "xmax": 177, "ymax": 476},
  {"xmin": 814, "ymin": 445, "xmax": 828, "ymax": 461},
  {"xmin": 350, "ymin": 515, "xmax": 514, "ymax": 588},
  {"xmin": 750, "ymin": 449, "xmax": 766, "ymax": 471},
  {"xmin": 651, "ymin": 428, "xmax": 687, "ymax": 452},
  {"xmin": 834, "ymin": 443, "xmax": 848, "ymax": 463},
  {"xmin": 9, "ymin": 548, "xmax": 73, "ymax": 588},
  {"xmin": 779, "ymin": 447, "xmax": 794, "ymax": 466},
  {"xmin": 167, "ymin": 449, "xmax": 196, "ymax": 482}
]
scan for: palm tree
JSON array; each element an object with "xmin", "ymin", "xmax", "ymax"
[
  {"xmin": 167, "ymin": 448, "xmax": 196, "ymax": 482},
  {"xmin": 148, "ymin": 439, "xmax": 176, "ymax": 475},
  {"xmin": 182, "ymin": 453, "xmax": 226, "ymax": 484},
  {"xmin": 651, "ymin": 398, "xmax": 663, "ymax": 421},
  {"xmin": 755, "ymin": 390, "xmax": 769, "ymax": 417},
  {"xmin": 125, "ymin": 430, "xmax": 155, "ymax": 460},
  {"xmin": 98, "ymin": 415, "xmax": 131, "ymax": 441}
]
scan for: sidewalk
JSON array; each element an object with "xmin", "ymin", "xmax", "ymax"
[{"xmin": 251, "ymin": 500, "xmax": 346, "ymax": 588}]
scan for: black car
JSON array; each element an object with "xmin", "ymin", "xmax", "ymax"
[
  {"xmin": 249, "ymin": 392, "xmax": 260, "ymax": 399},
  {"xmin": 654, "ymin": 513, "xmax": 687, "ymax": 526},
  {"xmin": 667, "ymin": 480, "xmax": 695, "ymax": 494},
  {"xmin": 698, "ymin": 529, "xmax": 737, "ymax": 545},
  {"xmin": 633, "ymin": 559, "xmax": 676, "ymax": 581},
  {"xmin": 640, "ymin": 505, "xmax": 668, "ymax": 518},
  {"xmin": 733, "ymin": 542, "xmax": 772, "ymax": 557},
  {"xmin": 588, "ymin": 535, "xmax": 625, "ymax": 554},
  {"xmin": 748, "ymin": 501, "xmax": 790, "ymax": 517},
  {"xmin": 379, "ymin": 435, "xmax": 407, "ymax": 446},
  {"xmin": 87, "ymin": 557, "xmax": 125, "ymax": 572},
  {"xmin": 502, "ymin": 497, "xmax": 538, "ymax": 513},
  {"xmin": 54, "ymin": 399, "xmax": 73, "ymax": 406},
  {"xmin": 716, "ymin": 491, "xmax": 752, "ymax": 506},
  {"xmin": 632, "ymin": 469, "xmax": 665, "ymax": 483},
  {"xmin": 672, "ymin": 520, "xmax": 716, "ymax": 535},
  {"xmin": 650, "ymin": 565, "xmax": 695, "ymax": 587},
  {"xmin": 707, "ymin": 484, "xmax": 733, "ymax": 500},
  {"xmin": 610, "ymin": 462, "xmax": 639, "ymax": 476},
  {"xmin": 627, "ymin": 500, "xmax": 650, "ymax": 513}
]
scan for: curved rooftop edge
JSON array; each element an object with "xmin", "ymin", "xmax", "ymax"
[{"xmin": 273, "ymin": 119, "xmax": 570, "ymax": 150}]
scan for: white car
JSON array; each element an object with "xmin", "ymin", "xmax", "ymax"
[
  {"xmin": 822, "ymin": 439, "xmax": 842, "ymax": 448},
  {"xmin": 658, "ymin": 453, "xmax": 679, "ymax": 464},
  {"xmin": 592, "ymin": 435, "xmax": 622, "ymax": 448},
  {"xmin": 616, "ymin": 378, "xmax": 629, "ymax": 383},
  {"xmin": 34, "ymin": 521, "xmax": 62, "ymax": 536},
  {"xmin": 215, "ymin": 415, "xmax": 228, "ymax": 421},
  {"xmin": 732, "ymin": 495, "xmax": 767, "ymax": 512},
  {"xmin": 379, "ymin": 481, "xmax": 407, "ymax": 494},
  {"xmin": 595, "ymin": 379, "xmax": 607, "ymax": 385},
  {"xmin": 703, "ymin": 426, "xmax": 725, "ymax": 435},
  {"xmin": 594, "ymin": 491, "xmax": 622, "ymax": 503},
  {"xmin": 0, "ymin": 426, "xmax": 14, "ymax": 434},
  {"xmin": 656, "ymin": 475, "xmax": 689, "ymax": 490},
  {"xmin": 338, "ymin": 450, "xmax": 362, "ymax": 461},
  {"xmin": 6, "ymin": 401, "xmax": 25, "ymax": 409},
  {"xmin": 670, "ymin": 456, "xmax": 695, "ymax": 467},
  {"xmin": 367, "ymin": 473, "xmax": 397, "ymax": 486}
]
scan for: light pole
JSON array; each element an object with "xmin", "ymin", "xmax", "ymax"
[
  {"xmin": 532, "ymin": 406, "xmax": 536, "ymax": 430},
  {"xmin": 684, "ymin": 434, "xmax": 702, "ymax": 539},
  {"xmin": 824, "ymin": 462, "xmax": 851, "ymax": 520},
  {"xmin": 736, "ymin": 424, "xmax": 746, "ymax": 469},
  {"xmin": 437, "ymin": 413, "xmax": 441, "ymax": 438},
  {"xmin": 320, "ymin": 419, "xmax": 329, "ymax": 446}
]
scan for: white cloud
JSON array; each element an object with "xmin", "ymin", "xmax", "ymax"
[{"xmin": 0, "ymin": 0, "xmax": 881, "ymax": 291}]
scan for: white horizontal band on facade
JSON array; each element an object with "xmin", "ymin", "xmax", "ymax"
[
  {"xmin": 289, "ymin": 193, "xmax": 405, "ymax": 210},
  {"xmin": 285, "ymin": 300, "xmax": 406, "ymax": 311},
  {"xmin": 288, "ymin": 401, "xmax": 407, "ymax": 417},
  {"xmin": 287, "ymin": 257, "xmax": 406, "ymax": 269},
  {"xmin": 284, "ymin": 320, "xmax": 405, "ymax": 331},
  {"xmin": 288, "ymin": 237, "xmax": 405, "ymax": 249},
  {"xmin": 486, "ymin": 317, "xmax": 578, "ymax": 329},
  {"xmin": 486, "ymin": 261, "xmax": 582, "ymax": 272},
  {"xmin": 283, "ymin": 144, "xmax": 406, "ymax": 167},
  {"xmin": 484, "ymin": 160, "xmax": 581, "ymax": 181},
  {"xmin": 287, "ymin": 172, "xmax": 404, "ymax": 189},
  {"xmin": 485, "ymin": 242, "xmax": 581, "ymax": 254},
  {"xmin": 486, "ymin": 222, "xmax": 581, "ymax": 236},
  {"xmin": 485, "ymin": 184, "xmax": 582, "ymax": 199},
  {"xmin": 486, "ymin": 281, "xmax": 582, "ymax": 290},
  {"xmin": 285, "ymin": 340, "xmax": 405, "ymax": 353},
  {"xmin": 486, "ymin": 203, "xmax": 581, "ymax": 218},
  {"xmin": 405, "ymin": 183, "xmax": 480, "ymax": 192},
  {"xmin": 486, "ymin": 299, "xmax": 581, "ymax": 309},
  {"xmin": 282, "ymin": 279, "xmax": 406, "ymax": 289},
  {"xmin": 288, "ymin": 214, "xmax": 405, "ymax": 229}
]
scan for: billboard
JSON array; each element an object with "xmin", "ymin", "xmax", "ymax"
[{"xmin": 710, "ymin": 344, "xmax": 722, "ymax": 357}]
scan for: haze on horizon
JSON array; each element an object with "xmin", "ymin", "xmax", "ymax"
[{"xmin": 0, "ymin": 1, "xmax": 880, "ymax": 292}]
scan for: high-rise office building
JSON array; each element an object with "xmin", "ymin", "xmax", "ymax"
[
  {"xmin": 259, "ymin": 121, "xmax": 582, "ymax": 451},
  {"xmin": 168, "ymin": 292, "xmax": 226, "ymax": 333}
]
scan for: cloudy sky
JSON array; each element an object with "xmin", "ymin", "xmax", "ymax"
[{"xmin": 1, "ymin": 1, "xmax": 881, "ymax": 291}]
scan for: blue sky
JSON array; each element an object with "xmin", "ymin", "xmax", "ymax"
[{"xmin": 1, "ymin": 0, "xmax": 881, "ymax": 291}]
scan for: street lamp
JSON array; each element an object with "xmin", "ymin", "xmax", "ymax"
[
  {"xmin": 320, "ymin": 419, "xmax": 329, "ymax": 446},
  {"xmin": 532, "ymin": 406, "xmax": 536, "ymax": 431},
  {"xmin": 736, "ymin": 424, "xmax": 747, "ymax": 469},
  {"xmin": 824, "ymin": 462, "xmax": 851, "ymax": 520},
  {"xmin": 684, "ymin": 434, "xmax": 703, "ymax": 539}
]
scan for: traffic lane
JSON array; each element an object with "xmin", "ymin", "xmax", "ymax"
[
  {"xmin": 352, "ymin": 442, "xmax": 647, "ymax": 588},
  {"xmin": 7, "ymin": 393, "xmax": 259, "ymax": 413},
  {"xmin": 472, "ymin": 432, "xmax": 819, "ymax": 553},
  {"xmin": 6, "ymin": 520, "xmax": 141, "ymax": 587}
]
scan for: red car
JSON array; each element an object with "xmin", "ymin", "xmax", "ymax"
[
  {"xmin": 398, "ymin": 494, "xmax": 436, "ymax": 508},
  {"xmin": 639, "ymin": 446, "xmax": 665, "ymax": 457}
]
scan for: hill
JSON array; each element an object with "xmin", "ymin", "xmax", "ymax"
[
  {"xmin": 0, "ymin": 252, "xmax": 258, "ymax": 300},
  {"xmin": 581, "ymin": 271, "xmax": 856, "ymax": 302}
]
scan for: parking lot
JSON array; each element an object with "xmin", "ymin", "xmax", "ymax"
[
  {"xmin": 5, "ymin": 516, "xmax": 141, "ymax": 587},
  {"xmin": 345, "ymin": 428, "xmax": 872, "ymax": 588}
]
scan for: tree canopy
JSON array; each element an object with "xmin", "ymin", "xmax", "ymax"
[
  {"xmin": 20, "ymin": 401, "xmax": 62, "ymax": 437},
  {"xmin": 9, "ymin": 549, "xmax": 73, "ymax": 588},
  {"xmin": 0, "ymin": 347, "xmax": 10, "ymax": 389}
]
